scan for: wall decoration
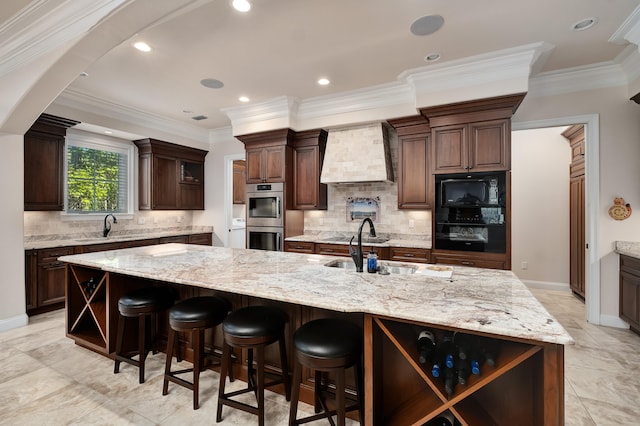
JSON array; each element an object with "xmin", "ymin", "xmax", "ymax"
[
  {"xmin": 608, "ymin": 197, "xmax": 632, "ymax": 220},
  {"xmin": 346, "ymin": 197, "xmax": 380, "ymax": 222}
]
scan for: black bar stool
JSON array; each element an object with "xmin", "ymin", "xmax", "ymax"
[
  {"xmin": 216, "ymin": 305, "xmax": 291, "ymax": 426},
  {"xmin": 113, "ymin": 286, "xmax": 176, "ymax": 384},
  {"xmin": 162, "ymin": 295, "xmax": 231, "ymax": 410},
  {"xmin": 288, "ymin": 318, "xmax": 364, "ymax": 426}
]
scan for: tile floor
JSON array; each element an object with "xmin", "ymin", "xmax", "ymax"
[{"xmin": 1, "ymin": 288, "xmax": 639, "ymax": 425}]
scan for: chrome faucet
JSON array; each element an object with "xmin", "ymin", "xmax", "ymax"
[
  {"xmin": 349, "ymin": 218, "xmax": 376, "ymax": 273},
  {"xmin": 103, "ymin": 214, "xmax": 117, "ymax": 237}
]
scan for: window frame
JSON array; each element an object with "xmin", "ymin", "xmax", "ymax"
[{"xmin": 62, "ymin": 129, "xmax": 136, "ymax": 219}]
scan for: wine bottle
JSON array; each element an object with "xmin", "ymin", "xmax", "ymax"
[
  {"xmin": 443, "ymin": 367, "xmax": 457, "ymax": 398},
  {"xmin": 440, "ymin": 332, "xmax": 456, "ymax": 369},
  {"xmin": 454, "ymin": 332, "xmax": 474, "ymax": 361},
  {"xmin": 417, "ymin": 329, "xmax": 436, "ymax": 364},
  {"xmin": 478, "ymin": 337, "xmax": 497, "ymax": 367},
  {"xmin": 456, "ymin": 359, "xmax": 470, "ymax": 385},
  {"xmin": 424, "ymin": 410, "xmax": 456, "ymax": 426}
]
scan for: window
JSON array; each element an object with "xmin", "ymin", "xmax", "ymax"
[{"xmin": 65, "ymin": 130, "xmax": 135, "ymax": 215}]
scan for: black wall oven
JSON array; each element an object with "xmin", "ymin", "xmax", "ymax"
[
  {"xmin": 434, "ymin": 172, "xmax": 507, "ymax": 253},
  {"xmin": 246, "ymin": 183, "xmax": 284, "ymax": 251}
]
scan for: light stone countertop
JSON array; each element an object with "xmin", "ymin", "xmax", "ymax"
[
  {"xmin": 615, "ymin": 241, "xmax": 640, "ymax": 260},
  {"xmin": 24, "ymin": 226, "xmax": 213, "ymax": 250},
  {"xmin": 59, "ymin": 243, "xmax": 573, "ymax": 345}
]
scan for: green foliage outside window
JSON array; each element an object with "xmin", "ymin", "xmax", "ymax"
[{"xmin": 67, "ymin": 146, "xmax": 126, "ymax": 213}]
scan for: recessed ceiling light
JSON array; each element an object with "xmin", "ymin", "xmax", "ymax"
[
  {"xmin": 572, "ymin": 17, "xmax": 597, "ymax": 31},
  {"xmin": 79, "ymin": 71, "xmax": 89, "ymax": 77},
  {"xmin": 104, "ymin": 130, "xmax": 113, "ymax": 134},
  {"xmin": 410, "ymin": 15, "xmax": 444, "ymax": 36},
  {"xmin": 133, "ymin": 41, "xmax": 152, "ymax": 52},
  {"xmin": 318, "ymin": 78, "xmax": 330, "ymax": 86},
  {"xmin": 239, "ymin": 96, "xmax": 250, "ymax": 102},
  {"xmin": 232, "ymin": 0, "xmax": 251, "ymax": 12},
  {"xmin": 200, "ymin": 78, "xmax": 224, "ymax": 89},
  {"xmin": 424, "ymin": 53, "xmax": 441, "ymax": 62},
  {"xmin": 182, "ymin": 109, "xmax": 193, "ymax": 114}
]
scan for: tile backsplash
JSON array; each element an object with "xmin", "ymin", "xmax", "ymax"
[{"xmin": 24, "ymin": 210, "xmax": 194, "ymax": 238}]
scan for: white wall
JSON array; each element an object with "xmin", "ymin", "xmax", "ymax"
[
  {"xmin": 511, "ymin": 127, "xmax": 571, "ymax": 288},
  {"xmin": 192, "ymin": 130, "xmax": 245, "ymax": 246},
  {"xmin": 0, "ymin": 134, "xmax": 28, "ymax": 331},
  {"xmin": 514, "ymin": 86, "xmax": 640, "ymax": 321}
]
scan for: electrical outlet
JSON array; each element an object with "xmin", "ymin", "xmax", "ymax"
[
  {"xmin": 153, "ymin": 217, "xmax": 159, "ymax": 224},
  {"xmin": 408, "ymin": 219, "xmax": 415, "ymax": 229},
  {"xmin": 137, "ymin": 217, "xmax": 146, "ymax": 225},
  {"xmin": 319, "ymin": 217, "xmax": 324, "ymax": 225},
  {"xmin": 521, "ymin": 261, "xmax": 528, "ymax": 270},
  {"xmin": 177, "ymin": 216, "xmax": 183, "ymax": 223}
]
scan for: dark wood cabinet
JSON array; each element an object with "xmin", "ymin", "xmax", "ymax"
[
  {"xmin": 284, "ymin": 241, "xmax": 315, "ymax": 254},
  {"xmin": 233, "ymin": 160, "xmax": 246, "ymax": 204},
  {"xmin": 389, "ymin": 247, "xmax": 430, "ymax": 263},
  {"xmin": 421, "ymin": 94, "xmax": 525, "ymax": 174},
  {"xmin": 237, "ymin": 129, "xmax": 295, "ymax": 184},
  {"xmin": 388, "ymin": 116, "xmax": 432, "ymax": 209},
  {"xmin": 564, "ymin": 125, "xmax": 586, "ymax": 298},
  {"xmin": 292, "ymin": 129, "xmax": 328, "ymax": 210},
  {"xmin": 25, "ymin": 247, "xmax": 74, "ymax": 315},
  {"xmin": 134, "ymin": 138, "xmax": 207, "ymax": 210},
  {"xmin": 620, "ymin": 255, "xmax": 640, "ymax": 335},
  {"xmin": 24, "ymin": 114, "xmax": 79, "ymax": 211},
  {"xmin": 26, "ymin": 232, "xmax": 212, "ymax": 315},
  {"xmin": 431, "ymin": 250, "xmax": 507, "ymax": 270}
]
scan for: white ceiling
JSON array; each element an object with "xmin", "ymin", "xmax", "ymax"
[{"xmin": 5, "ymin": 0, "xmax": 640, "ymax": 132}]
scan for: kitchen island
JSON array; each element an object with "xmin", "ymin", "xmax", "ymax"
[{"xmin": 60, "ymin": 244, "xmax": 572, "ymax": 425}]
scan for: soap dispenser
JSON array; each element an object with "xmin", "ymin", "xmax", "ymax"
[{"xmin": 367, "ymin": 250, "xmax": 378, "ymax": 273}]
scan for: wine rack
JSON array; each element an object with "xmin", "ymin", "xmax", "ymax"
[
  {"xmin": 66, "ymin": 264, "xmax": 108, "ymax": 352},
  {"xmin": 366, "ymin": 315, "xmax": 557, "ymax": 426}
]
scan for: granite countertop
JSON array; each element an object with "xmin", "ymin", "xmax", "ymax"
[
  {"xmin": 59, "ymin": 243, "xmax": 573, "ymax": 345},
  {"xmin": 24, "ymin": 226, "xmax": 213, "ymax": 250},
  {"xmin": 286, "ymin": 233, "xmax": 432, "ymax": 249},
  {"xmin": 615, "ymin": 241, "xmax": 640, "ymax": 260}
]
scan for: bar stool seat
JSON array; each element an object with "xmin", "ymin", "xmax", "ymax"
[
  {"xmin": 113, "ymin": 286, "xmax": 176, "ymax": 384},
  {"xmin": 163, "ymin": 296, "xmax": 231, "ymax": 410},
  {"xmin": 289, "ymin": 318, "xmax": 364, "ymax": 426},
  {"xmin": 216, "ymin": 305, "xmax": 291, "ymax": 426}
]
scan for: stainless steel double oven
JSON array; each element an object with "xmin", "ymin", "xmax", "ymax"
[{"xmin": 246, "ymin": 182, "xmax": 284, "ymax": 251}]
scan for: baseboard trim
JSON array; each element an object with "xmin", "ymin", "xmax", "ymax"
[
  {"xmin": 0, "ymin": 313, "xmax": 28, "ymax": 333},
  {"xmin": 522, "ymin": 280, "xmax": 571, "ymax": 292},
  {"xmin": 600, "ymin": 314, "xmax": 629, "ymax": 329}
]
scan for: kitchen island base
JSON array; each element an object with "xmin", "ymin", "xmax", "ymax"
[{"xmin": 65, "ymin": 262, "xmax": 565, "ymax": 425}]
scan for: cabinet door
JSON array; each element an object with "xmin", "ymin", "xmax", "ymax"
[
  {"xmin": 398, "ymin": 134, "xmax": 430, "ymax": 208},
  {"xmin": 245, "ymin": 148, "xmax": 265, "ymax": 183},
  {"xmin": 432, "ymin": 124, "xmax": 467, "ymax": 173},
  {"xmin": 25, "ymin": 251, "xmax": 38, "ymax": 312},
  {"xmin": 469, "ymin": 119, "xmax": 509, "ymax": 171},
  {"xmin": 569, "ymin": 175, "xmax": 585, "ymax": 297},
  {"xmin": 37, "ymin": 261, "xmax": 67, "ymax": 307},
  {"xmin": 24, "ymin": 131, "xmax": 65, "ymax": 211},
  {"xmin": 293, "ymin": 145, "xmax": 326, "ymax": 209},
  {"xmin": 233, "ymin": 161, "xmax": 246, "ymax": 204},
  {"xmin": 153, "ymin": 156, "xmax": 179, "ymax": 209},
  {"xmin": 264, "ymin": 145, "xmax": 286, "ymax": 182},
  {"xmin": 620, "ymin": 270, "xmax": 640, "ymax": 326},
  {"xmin": 180, "ymin": 183, "xmax": 204, "ymax": 210}
]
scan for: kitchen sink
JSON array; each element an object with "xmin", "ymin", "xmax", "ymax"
[{"xmin": 323, "ymin": 259, "xmax": 417, "ymax": 275}]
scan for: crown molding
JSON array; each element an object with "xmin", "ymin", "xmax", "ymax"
[
  {"xmin": 54, "ymin": 88, "xmax": 209, "ymax": 143},
  {"xmin": 221, "ymin": 96, "xmax": 300, "ymax": 135},
  {"xmin": 610, "ymin": 5, "xmax": 640, "ymax": 46},
  {"xmin": 0, "ymin": 0, "xmax": 129, "ymax": 77},
  {"xmin": 528, "ymin": 47, "xmax": 638, "ymax": 98}
]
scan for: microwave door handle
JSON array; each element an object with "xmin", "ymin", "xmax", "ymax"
[{"xmin": 276, "ymin": 196, "xmax": 282, "ymax": 218}]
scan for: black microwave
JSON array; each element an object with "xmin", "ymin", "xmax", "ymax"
[{"xmin": 439, "ymin": 176, "xmax": 501, "ymax": 207}]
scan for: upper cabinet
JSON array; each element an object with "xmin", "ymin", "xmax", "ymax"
[
  {"xmin": 24, "ymin": 114, "xmax": 79, "ymax": 211},
  {"xmin": 292, "ymin": 129, "xmax": 328, "ymax": 210},
  {"xmin": 238, "ymin": 129, "xmax": 295, "ymax": 184},
  {"xmin": 134, "ymin": 138, "xmax": 208, "ymax": 210},
  {"xmin": 421, "ymin": 93, "xmax": 526, "ymax": 174},
  {"xmin": 388, "ymin": 116, "xmax": 431, "ymax": 209},
  {"xmin": 233, "ymin": 160, "xmax": 246, "ymax": 204}
]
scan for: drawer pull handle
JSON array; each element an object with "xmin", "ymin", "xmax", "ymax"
[
  {"xmin": 404, "ymin": 253, "xmax": 414, "ymax": 257},
  {"xmin": 461, "ymin": 261, "xmax": 473, "ymax": 266}
]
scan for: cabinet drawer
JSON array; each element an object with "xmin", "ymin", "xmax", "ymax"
[
  {"xmin": 433, "ymin": 253, "xmax": 506, "ymax": 270},
  {"xmin": 188, "ymin": 233, "xmax": 212, "ymax": 246},
  {"xmin": 284, "ymin": 241, "xmax": 315, "ymax": 254},
  {"xmin": 621, "ymin": 255, "xmax": 640, "ymax": 276},
  {"xmin": 315, "ymin": 243, "xmax": 351, "ymax": 256},
  {"xmin": 38, "ymin": 247, "xmax": 73, "ymax": 263},
  {"xmin": 389, "ymin": 247, "xmax": 430, "ymax": 263}
]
